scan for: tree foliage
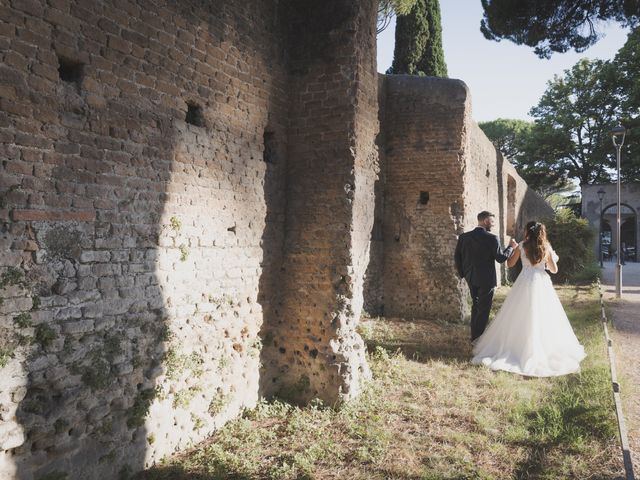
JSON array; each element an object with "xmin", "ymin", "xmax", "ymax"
[
  {"xmin": 543, "ymin": 209, "xmax": 597, "ymax": 284},
  {"xmin": 528, "ymin": 58, "xmax": 623, "ymax": 185},
  {"xmin": 613, "ymin": 27, "xmax": 640, "ymax": 179},
  {"xmin": 480, "ymin": 0, "xmax": 640, "ymax": 58},
  {"xmin": 481, "ymin": 26, "xmax": 640, "ymax": 190},
  {"xmin": 387, "ymin": 0, "xmax": 448, "ymax": 77},
  {"xmin": 479, "ymin": 119, "xmax": 570, "ymax": 196},
  {"xmin": 378, "ymin": 0, "xmax": 418, "ymax": 34}
]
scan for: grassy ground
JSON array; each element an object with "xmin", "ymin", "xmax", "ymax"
[{"xmin": 138, "ymin": 284, "xmax": 623, "ymax": 480}]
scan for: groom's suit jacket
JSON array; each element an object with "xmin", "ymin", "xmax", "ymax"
[{"xmin": 454, "ymin": 227, "xmax": 513, "ymax": 288}]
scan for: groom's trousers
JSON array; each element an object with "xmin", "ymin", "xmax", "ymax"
[{"xmin": 469, "ymin": 285, "xmax": 495, "ymax": 341}]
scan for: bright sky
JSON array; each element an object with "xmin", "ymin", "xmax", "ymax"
[{"xmin": 377, "ymin": 0, "xmax": 631, "ymax": 122}]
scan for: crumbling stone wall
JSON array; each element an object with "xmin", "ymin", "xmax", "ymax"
[
  {"xmin": 260, "ymin": 0, "xmax": 376, "ymax": 405},
  {"xmin": 0, "ymin": 0, "xmax": 553, "ymax": 478},
  {"xmin": 372, "ymin": 75, "xmax": 553, "ymax": 322},
  {"xmin": 0, "ymin": 0, "xmax": 294, "ymax": 478}
]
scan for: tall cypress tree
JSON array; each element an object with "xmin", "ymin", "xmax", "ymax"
[{"xmin": 387, "ymin": 0, "xmax": 448, "ymax": 77}]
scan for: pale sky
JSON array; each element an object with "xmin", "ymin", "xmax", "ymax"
[{"xmin": 377, "ymin": 0, "xmax": 631, "ymax": 122}]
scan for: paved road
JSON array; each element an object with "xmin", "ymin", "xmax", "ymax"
[{"xmin": 601, "ymin": 260, "xmax": 640, "ymax": 475}]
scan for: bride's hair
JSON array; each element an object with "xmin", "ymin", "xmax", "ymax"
[{"xmin": 523, "ymin": 221, "xmax": 548, "ymax": 264}]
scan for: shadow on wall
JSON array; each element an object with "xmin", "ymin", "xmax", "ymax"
[
  {"xmin": 2, "ymin": 1, "xmax": 288, "ymax": 478},
  {"xmin": 257, "ymin": 126, "xmax": 288, "ymax": 402},
  {"xmin": 12, "ymin": 82, "xmax": 176, "ymax": 479}
]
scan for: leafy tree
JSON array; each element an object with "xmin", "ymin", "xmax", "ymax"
[
  {"xmin": 479, "ymin": 118, "xmax": 570, "ymax": 195},
  {"xmin": 479, "ymin": 118, "xmax": 533, "ymax": 158},
  {"xmin": 480, "ymin": 0, "xmax": 640, "ymax": 58},
  {"xmin": 613, "ymin": 27, "xmax": 640, "ymax": 179},
  {"xmin": 387, "ymin": 0, "xmax": 448, "ymax": 77},
  {"xmin": 378, "ymin": 0, "xmax": 418, "ymax": 34},
  {"xmin": 527, "ymin": 58, "xmax": 623, "ymax": 185}
]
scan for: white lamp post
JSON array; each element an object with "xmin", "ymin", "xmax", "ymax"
[{"xmin": 611, "ymin": 124, "xmax": 626, "ymax": 298}]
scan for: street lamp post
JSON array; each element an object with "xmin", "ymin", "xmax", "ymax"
[
  {"xmin": 611, "ymin": 125, "xmax": 626, "ymax": 298},
  {"xmin": 597, "ymin": 188, "xmax": 605, "ymax": 268}
]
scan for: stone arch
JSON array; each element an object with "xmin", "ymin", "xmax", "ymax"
[{"xmin": 601, "ymin": 203, "xmax": 637, "ymax": 262}]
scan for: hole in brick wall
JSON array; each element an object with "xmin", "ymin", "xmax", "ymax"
[
  {"xmin": 58, "ymin": 57, "xmax": 84, "ymax": 87},
  {"xmin": 227, "ymin": 225, "xmax": 236, "ymax": 234},
  {"xmin": 263, "ymin": 131, "xmax": 277, "ymax": 163},
  {"xmin": 419, "ymin": 191, "xmax": 429, "ymax": 205},
  {"xmin": 185, "ymin": 102, "xmax": 205, "ymax": 127}
]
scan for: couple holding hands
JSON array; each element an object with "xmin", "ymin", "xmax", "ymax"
[{"xmin": 455, "ymin": 211, "xmax": 585, "ymax": 377}]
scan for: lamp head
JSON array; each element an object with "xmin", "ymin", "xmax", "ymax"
[
  {"xmin": 611, "ymin": 124, "xmax": 626, "ymax": 147},
  {"xmin": 597, "ymin": 188, "xmax": 606, "ymax": 201}
]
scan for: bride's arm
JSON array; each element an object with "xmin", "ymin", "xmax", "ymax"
[
  {"xmin": 545, "ymin": 245, "xmax": 558, "ymax": 274},
  {"xmin": 507, "ymin": 243, "xmax": 521, "ymax": 267}
]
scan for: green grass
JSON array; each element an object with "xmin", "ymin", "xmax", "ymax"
[{"xmin": 138, "ymin": 284, "xmax": 622, "ymax": 480}]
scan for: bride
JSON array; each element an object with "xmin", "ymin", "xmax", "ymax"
[{"xmin": 471, "ymin": 221, "xmax": 586, "ymax": 377}]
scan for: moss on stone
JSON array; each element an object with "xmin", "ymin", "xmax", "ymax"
[
  {"xmin": 13, "ymin": 312, "xmax": 32, "ymax": 328},
  {"xmin": 169, "ymin": 216, "xmax": 182, "ymax": 232},
  {"xmin": 208, "ymin": 391, "xmax": 230, "ymax": 416},
  {"xmin": 126, "ymin": 388, "xmax": 158, "ymax": 429},
  {"xmin": 33, "ymin": 324, "xmax": 57, "ymax": 349}
]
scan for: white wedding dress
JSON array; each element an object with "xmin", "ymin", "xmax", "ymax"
[{"xmin": 471, "ymin": 244, "xmax": 586, "ymax": 377}]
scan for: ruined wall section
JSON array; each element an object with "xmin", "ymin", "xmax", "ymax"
[
  {"xmin": 379, "ymin": 76, "xmax": 469, "ymax": 322},
  {"xmin": 0, "ymin": 1, "xmax": 288, "ymax": 478},
  {"xmin": 362, "ymin": 75, "xmax": 386, "ymax": 316},
  {"xmin": 261, "ymin": 0, "xmax": 377, "ymax": 405},
  {"xmin": 464, "ymin": 122, "xmax": 553, "ymax": 260},
  {"xmin": 376, "ymin": 77, "xmax": 552, "ymax": 323}
]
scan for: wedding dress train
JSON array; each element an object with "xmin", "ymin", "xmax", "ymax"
[{"xmin": 471, "ymin": 244, "xmax": 586, "ymax": 377}]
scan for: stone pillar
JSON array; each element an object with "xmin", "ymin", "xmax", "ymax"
[{"xmin": 261, "ymin": 0, "xmax": 378, "ymax": 404}]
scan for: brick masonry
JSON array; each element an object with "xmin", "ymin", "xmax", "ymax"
[
  {"xmin": 366, "ymin": 75, "xmax": 553, "ymax": 321},
  {"xmin": 0, "ymin": 1, "xmax": 551, "ymax": 479}
]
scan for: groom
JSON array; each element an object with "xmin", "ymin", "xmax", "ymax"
[{"xmin": 454, "ymin": 211, "xmax": 517, "ymax": 342}]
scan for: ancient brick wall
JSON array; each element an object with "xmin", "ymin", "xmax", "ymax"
[
  {"xmin": 260, "ymin": 0, "xmax": 376, "ymax": 405},
  {"xmin": 375, "ymin": 76, "xmax": 552, "ymax": 322},
  {"xmin": 0, "ymin": 1, "xmax": 291, "ymax": 478},
  {"xmin": 379, "ymin": 76, "xmax": 469, "ymax": 322},
  {"xmin": 362, "ymin": 75, "xmax": 386, "ymax": 317}
]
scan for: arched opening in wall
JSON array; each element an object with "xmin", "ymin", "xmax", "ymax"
[
  {"xmin": 601, "ymin": 203, "xmax": 637, "ymax": 262},
  {"xmin": 506, "ymin": 175, "xmax": 516, "ymax": 237}
]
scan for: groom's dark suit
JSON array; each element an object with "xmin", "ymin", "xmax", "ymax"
[{"xmin": 454, "ymin": 227, "xmax": 513, "ymax": 341}]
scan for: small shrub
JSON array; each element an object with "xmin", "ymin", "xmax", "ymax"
[{"xmin": 544, "ymin": 209, "xmax": 597, "ymax": 283}]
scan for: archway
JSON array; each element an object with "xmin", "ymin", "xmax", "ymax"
[{"xmin": 601, "ymin": 203, "xmax": 637, "ymax": 262}]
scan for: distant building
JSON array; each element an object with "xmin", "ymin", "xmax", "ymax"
[{"xmin": 581, "ymin": 184, "xmax": 640, "ymax": 262}]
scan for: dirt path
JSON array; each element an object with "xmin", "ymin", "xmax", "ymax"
[{"xmin": 601, "ymin": 261, "xmax": 640, "ymax": 474}]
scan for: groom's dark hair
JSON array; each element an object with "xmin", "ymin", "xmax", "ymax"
[{"xmin": 477, "ymin": 211, "xmax": 495, "ymax": 221}]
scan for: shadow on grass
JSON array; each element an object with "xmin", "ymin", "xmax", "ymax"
[
  {"xmin": 360, "ymin": 317, "xmax": 473, "ymax": 363},
  {"xmin": 511, "ymin": 365, "xmax": 620, "ymax": 479}
]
